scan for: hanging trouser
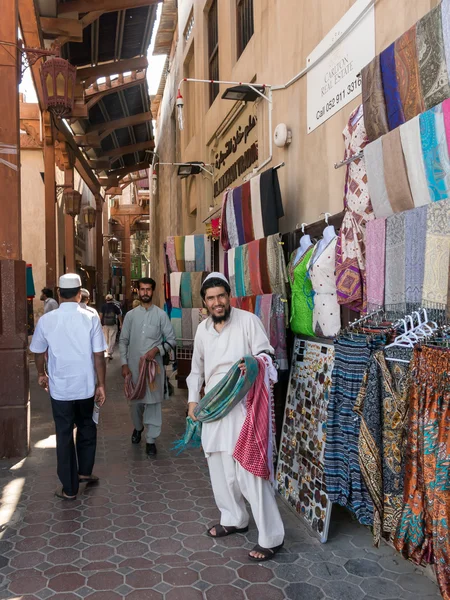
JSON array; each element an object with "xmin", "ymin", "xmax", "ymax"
[
  {"xmin": 207, "ymin": 451, "xmax": 285, "ymax": 549},
  {"xmin": 394, "ymin": 346, "xmax": 450, "ymax": 600},
  {"xmin": 129, "ymin": 401, "xmax": 162, "ymax": 443}
]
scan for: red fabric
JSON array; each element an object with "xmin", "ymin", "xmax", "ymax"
[
  {"xmin": 248, "ymin": 240, "xmax": 264, "ymax": 295},
  {"xmin": 233, "ymin": 357, "xmax": 271, "ymax": 480},
  {"xmin": 241, "ymin": 182, "xmax": 254, "ymax": 243},
  {"xmin": 220, "ymin": 192, "xmax": 230, "ymax": 251},
  {"xmin": 124, "ymin": 356, "xmax": 158, "ymax": 401}
]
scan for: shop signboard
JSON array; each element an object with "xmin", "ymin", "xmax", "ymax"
[
  {"xmin": 131, "ymin": 255, "xmax": 142, "ymax": 280},
  {"xmin": 212, "ymin": 106, "xmax": 258, "ymax": 198},
  {"xmin": 307, "ymin": 0, "xmax": 375, "ymax": 133}
]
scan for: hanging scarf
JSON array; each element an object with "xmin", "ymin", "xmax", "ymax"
[
  {"xmin": 242, "ymin": 244, "xmax": 250, "ymax": 297},
  {"xmin": 204, "ymin": 237, "xmax": 212, "ymax": 272},
  {"xmin": 194, "ymin": 235, "xmax": 206, "ymax": 271},
  {"xmin": 226, "ymin": 189, "xmax": 239, "ymax": 248},
  {"xmin": 174, "ymin": 236, "xmax": 185, "ymax": 272},
  {"xmin": 380, "ymin": 43, "xmax": 405, "ymax": 131},
  {"xmin": 422, "ymin": 200, "xmax": 450, "ymax": 314},
  {"xmin": 365, "ymin": 138, "xmax": 394, "ymax": 218},
  {"xmin": 259, "ymin": 237, "xmax": 272, "ymax": 294},
  {"xmin": 166, "ymin": 237, "xmax": 178, "ymax": 273},
  {"xmin": 220, "ymin": 191, "xmax": 231, "ymax": 251},
  {"xmin": 443, "ymin": 0, "xmax": 450, "ymax": 82},
  {"xmin": 385, "ymin": 212, "xmax": 406, "ymax": 315},
  {"xmin": 366, "ymin": 218, "xmax": 386, "ymax": 312},
  {"xmin": 266, "ymin": 234, "xmax": 288, "ymax": 297},
  {"xmin": 248, "ymin": 239, "xmax": 264, "ymax": 296},
  {"xmin": 181, "ymin": 309, "xmax": 193, "ymax": 342},
  {"xmin": 124, "ymin": 356, "xmax": 159, "ymax": 401},
  {"xmin": 399, "ymin": 116, "xmax": 431, "ymax": 207},
  {"xmin": 184, "ymin": 236, "xmax": 196, "ymax": 272},
  {"xmin": 191, "ymin": 272, "xmax": 204, "ymax": 309},
  {"xmin": 420, "ymin": 108, "xmax": 449, "ymax": 202},
  {"xmin": 405, "ymin": 206, "xmax": 427, "ymax": 311},
  {"xmin": 171, "ymin": 307, "xmax": 182, "ymax": 341},
  {"xmin": 170, "ymin": 272, "xmax": 182, "ymax": 308},
  {"xmin": 234, "ymin": 245, "xmax": 246, "ymax": 297},
  {"xmin": 228, "ymin": 248, "xmax": 236, "ymax": 297},
  {"xmin": 233, "ymin": 186, "xmax": 246, "ymax": 246},
  {"xmin": 250, "ymin": 174, "xmax": 264, "ymax": 240},
  {"xmin": 395, "ymin": 25, "xmax": 424, "ymax": 122},
  {"xmin": 361, "ymin": 56, "xmax": 389, "ymax": 142},
  {"xmin": 172, "ymin": 355, "xmax": 260, "ymax": 453},
  {"xmin": 241, "ymin": 181, "xmax": 254, "ymax": 243},
  {"xmin": 180, "ymin": 272, "xmax": 192, "ymax": 308},
  {"xmin": 382, "ymin": 128, "xmax": 414, "ymax": 213}
]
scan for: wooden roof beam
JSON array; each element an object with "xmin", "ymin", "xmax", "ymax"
[
  {"xmin": 40, "ymin": 16, "xmax": 83, "ymax": 42},
  {"xmin": 58, "ymin": 0, "xmax": 159, "ymax": 15},
  {"xmin": 102, "ymin": 161, "xmax": 150, "ymax": 183},
  {"xmin": 88, "ymin": 111, "xmax": 152, "ymax": 136},
  {"xmin": 85, "ymin": 70, "xmax": 145, "ymax": 97},
  {"xmin": 76, "ymin": 56, "xmax": 148, "ymax": 83},
  {"xmin": 99, "ymin": 140, "xmax": 154, "ymax": 159}
]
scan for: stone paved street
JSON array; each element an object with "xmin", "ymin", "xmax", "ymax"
[{"xmin": 0, "ymin": 358, "xmax": 440, "ymax": 600}]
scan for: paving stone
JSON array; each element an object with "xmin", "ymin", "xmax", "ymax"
[
  {"xmin": 322, "ymin": 579, "xmax": 365, "ymax": 600},
  {"xmin": 396, "ymin": 572, "xmax": 439, "ymax": 594},
  {"xmin": 238, "ymin": 564, "xmax": 273, "ymax": 583},
  {"xmin": 345, "ymin": 558, "xmax": 383, "ymax": 577},
  {"xmin": 378, "ymin": 555, "xmax": 417, "ymax": 574},
  {"xmin": 310, "ymin": 561, "xmax": 347, "ymax": 580},
  {"xmin": 274, "ymin": 563, "xmax": 309, "ymax": 582},
  {"xmin": 246, "ymin": 583, "xmax": 287, "ymax": 600},
  {"xmin": 205, "ymin": 585, "xmax": 245, "ymax": 600},
  {"xmin": 360, "ymin": 577, "xmax": 404, "ymax": 598}
]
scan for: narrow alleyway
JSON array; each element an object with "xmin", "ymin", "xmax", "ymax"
[{"xmin": 0, "ymin": 360, "xmax": 440, "ymax": 600}]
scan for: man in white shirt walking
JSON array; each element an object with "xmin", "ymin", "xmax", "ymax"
[
  {"xmin": 30, "ymin": 274, "xmax": 107, "ymax": 500},
  {"xmin": 80, "ymin": 288, "xmax": 100, "ymax": 319},
  {"xmin": 40, "ymin": 287, "xmax": 58, "ymax": 314},
  {"xmin": 187, "ymin": 273, "xmax": 285, "ymax": 561}
]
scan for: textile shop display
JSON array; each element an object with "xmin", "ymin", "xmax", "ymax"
[
  {"xmin": 170, "ymin": 308, "xmax": 208, "ymax": 346},
  {"xmin": 230, "ymin": 294, "xmax": 289, "ymax": 371},
  {"xmin": 166, "ymin": 235, "xmax": 212, "ymax": 273},
  {"xmin": 335, "ymin": 105, "xmax": 374, "ymax": 313},
  {"xmin": 394, "ymin": 346, "xmax": 450, "ymax": 600},
  {"xmin": 169, "ymin": 272, "xmax": 210, "ymax": 309},
  {"xmin": 365, "ymin": 217, "xmax": 386, "ymax": 311},
  {"xmin": 287, "ymin": 245, "xmax": 315, "ymax": 337},
  {"xmin": 220, "ymin": 168, "xmax": 284, "ymax": 250},
  {"xmin": 362, "ymin": 2, "xmax": 450, "ymax": 142},
  {"xmin": 308, "ymin": 237, "xmax": 341, "ymax": 338},
  {"xmin": 276, "ymin": 338, "xmax": 335, "ymax": 543},
  {"xmin": 355, "ymin": 347, "xmax": 412, "ymax": 546}
]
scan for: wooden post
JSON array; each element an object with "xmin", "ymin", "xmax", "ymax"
[
  {"xmin": 123, "ymin": 215, "xmax": 132, "ymax": 306},
  {"xmin": 44, "ymin": 115, "xmax": 57, "ymax": 290},
  {"xmin": 64, "ymin": 163, "xmax": 76, "ymax": 273},
  {"xmin": 0, "ymin": 0, "xmax": 30, "ymax": 458},
  {"xmin": 95, "ymin": 195, "xmax": 103, "ymax": 308}
]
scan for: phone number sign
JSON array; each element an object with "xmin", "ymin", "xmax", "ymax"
[{"xmin": 307, "ymin": 0, "xmax": 375, "ymax": 134}]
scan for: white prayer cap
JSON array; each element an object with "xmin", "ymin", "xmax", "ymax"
[
  {"xmin": 202, "ymin": 272, "xmax": 230, "ymax": 287},
  {"xmin": 59, "ymin": 273, "xmax": 82, "ymax": 289}
]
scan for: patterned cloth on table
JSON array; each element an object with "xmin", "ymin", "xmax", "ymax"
[
  {"xmin": 382, "ymin": 128, "xmax": 414, "ymax": 213},
  {"xmin": 233, "ymin": 186, "xmax": 246, "ymax": 246},
  {"xmin": 385, "ymin": 212, "xmax": 406, "ymax": 314},
  {"xmin": 170, "ymin": 272, "xmax": 182, "ymax": 308},
  {"xmin": 174, "ymin": 236, "xmax": 185, "ymax": 272},
  {"xmin": 287, "ymin": 245, "xmax": 315, "ymax": 337},
  {"xmin": 185, "ymin": 235, "xmax": 196, "ymax": 272},
  {"xmin": 166, "ymin": 236, "xmax": 178, "ymax": 273},
  {"xmin": 405, "ymin": 206, "xmax": 427, "ymax": 311},
  {"xmin": 250, "ymin": 174, "xmax": 264, "ymax": 240},
  {"xmin": 308, "ymin": 237, "xmax": 341, "ymax": 338},
  {"xmin": 416, "ymin": 5, "xmax": 450, "ymax": 111},
  {"xmin": 234, "ymin": 246, "xmax": 246, "ymax": 297},
  {"xmin": 266, "ymin": 233, "xmax": 288, "ymax": 298},
  {"xmin": 171, "ymin": 307, "xmax": 182, "ymax": 344},
  {"xmin": 394, "ymin": 346, "xmax": 450, "ymax": 600},
  {"xmin": 228, "ymin": 248, "xmax": 236, "ymax": 297},
  {"xmin": 380, "ymin": 42, "xmax": 405, "ymax": 131},
  {"xmin": 180, "ymin": 272, "xmax": 192, "ymax": 309},
  {"xmin": 366, "ymin": 218, "xmax": 386, "ymax": 311},
  {"xmin": 324, "ymin": 334, "xmax": 385, "ymax": 525},
  {"xmin": 226, "ymin": 189, "xmax": 239, "ymax": 248},
  {"xmin": 270, "ymin": 295, "xmax": 289, "ymax": 371},
  {"xmin": 420, "ymin": 108, "xmax": 449, "ymax": 203},
  {"xmin": 336, "ymin": 105, "xmax": 374, "ymax": 313},
  {"xmin": 194, "ymin": 235, "xmax": 206, "ymax": 272},
  {"xmin": 365, "ymin": 138, "xmax": 394, "ymax": 218},
  {"xmin": 422, "ymin": 200, "xmax": 450, "ymax": 318},
  {"xmin": 220, "ymin": 191, "xmax": 231, "ymax": 251},
  {"xmin": 395, "ymin": 25, "xmax": 424, "ymax": 121},
  {"xmin": 361, "ymin": 56, "xmax": 389, "ymax": 142},
  {"xmin": 399, "ymin": 116, "xmax": 431, "ymax": 207},
  {"xmin": 260, "ymin": 168, "xmax": 284, "ymax": 237},
  {"xmin": 242, "ymin": 181, "xmax": 254, "ymax": 243},
  {"xmin": 356, "ymin": 347, "xmax": 412, "ymax": 546}
]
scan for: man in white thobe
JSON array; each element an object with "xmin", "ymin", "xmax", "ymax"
[
  {"xmin": 187, "ymin": 273, "xmax": 285, "ymax": 561},
  {"xmin": 120, "ymin": 277, "xmax": 176, "ymax": 456}
]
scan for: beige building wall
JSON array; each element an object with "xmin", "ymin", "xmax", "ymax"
[
  {"xmin": 21, "ymin": 150, "xmax": 46, "ymax": 320},
  {"xmin": 151, "ymin": 0, "xmax": 439, "ymax": 307}
]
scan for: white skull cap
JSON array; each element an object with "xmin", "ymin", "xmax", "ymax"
[
  {"xmin": 59, "ymin": 273, "xmax": 82, "ymax": 289},
  {"xmin": 202, "ymin": 272, "xmax": 230, "ymax": 287}
]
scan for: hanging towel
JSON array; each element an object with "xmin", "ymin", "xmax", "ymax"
[
  {"xmin": 250, "ymin": 174, "xmax": 264, "ymax": 240},
  {"xmin": 248, "ymin": 239, "xmax": 264, "ymax": 296},
  {"xmin": 228, "ymin": 248, "xmax": 236, "ymax": 297},
  {"xmin": 234, "ymin": 245, "xmax": 246, "ymax": 297},
  {"xmin": 405, "ymin": 206, "xmax": 428, "ymax": 310},
  {"xmin": 361, "ymin": 56, "xmax": 389, "ymax": 142},
  {"xmin": 364, "ymin": 138, "xmax": 394, "ymax": 218},
  {"xmin": 380, "ymin": 42, "xmax": 405, "ymax": 130},
  {"xmin": 174, "ymin": 236, "xmax": 185, "ymax": 272},
  {"xmin": 171, "ymin": 307, "xmax": 182, "ymax": 343},
  {"xmin": 399, "ymin": 115, "xmax": 431, "ymax": 207},
  {"xmin": 166, "ymin": 236, "xmax": 178, "ymax": 273},
  {"xmin": 226, "ymin": 189, "xmax": 239, "ymax": 248},
  {"xmin": 191, "ymin": 272, "xmax": 204, "ymax": 309},
  {"xmin": 259, "ymin": 237, "xmax": 272, "ymax": 294},
  {"xmin": 241, "ymin": 181, "xmax": 254, "ymax": 243},
  {"xmin": 260, "ymin": 168, "xmax": 284, "ymax": 237},
  {"xmin": 181, "ymin": 309, "xmax": 193, "ymax": 342},
  {"xmin": 420, "ymin": 108, "xmax": 449, "ymax": 202},
  {"xmin": 232, "ymin": 186, "xmax": 246, "ymax": 246},
  {"xmin": 385, "ymin": 212, "xmax": 406, "ymax": 314},
  {"xmin": 194, "ymin": 235, "xmax": 206, "ymax": 271},
  {"xmin": 443, "ymin": 0, "xmax": 450, "ymax": 82},
  {"xmin": 185, "ymin": 235, "xmax": 196, "ymax": 272},
  {"xmin": 416, "ymin": 5, "xmax": 450, "ymax": 111},
  {"xmin": 365, "ymin": 219, "xmax": 386, "ymax": 312},
  {"xmin": 395, "ymin": 25, "xmax": 425, "ymax": 121},
  {"xmin": 382, "ymin": 128, "xmax": 414, "ymax": 213},
  {"xmin": 170, "ymin": 272, "xmax": 182, "ymax": 308},
  {"xmin": 220, "ymin": 191, "xmax": 231, "ymax": 251},
  {"xmin": 422, "ymin": 200, "xmax": 450, "ymax": 314},
  {"xmin": 180, "ymin": 272, "xmax": 193, "ymax": 308}
]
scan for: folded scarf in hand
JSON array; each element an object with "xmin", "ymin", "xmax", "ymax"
[{"xmin": 124, "ymin": 356, "xmax": 159, "ymax": 401}]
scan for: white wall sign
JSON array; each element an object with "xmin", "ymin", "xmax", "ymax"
[{"xmin": 307, "ymin": 0, "xmax": 375, "ymax": 133}]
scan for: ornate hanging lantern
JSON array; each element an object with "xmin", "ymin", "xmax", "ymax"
[
  {"xmin": 63, "ymin": 189, "xmax": 82, "ymax": 216},
  {"xmin": 107, "ymin": 237, "xmax": 119, "ymax": 254},
  {"xmin": 41, "ymin": 57, "xmax": 76, "ymax": 118},
  {"xmin": 80, "ymin": 206, "xmax": 97, "ymax": 229}
]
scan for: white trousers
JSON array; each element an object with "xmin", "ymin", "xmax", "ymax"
[
  {"xmin": 207, "ymin": 451, "xmax": 285, "ymax": 549},
  {"xmin": 102, "ymin": 325, "xmax": 117, "ymax": 355},
  {"xmin": 130, "ymin": 402, "xmax": 162, "ymax": 443}
]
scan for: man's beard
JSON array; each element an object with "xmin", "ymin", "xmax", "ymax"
[
  {"xmin": 140, "ymin": 294, "xmax": 152, "ymax": 304},
  {"xmin": 211, "ymin": 305, "xmax": 231, "ymax": 324}
]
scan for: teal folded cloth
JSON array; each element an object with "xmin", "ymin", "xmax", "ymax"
[{"xmin": 172, "ymin": 355, "xmax": 259, "ymax": 453}]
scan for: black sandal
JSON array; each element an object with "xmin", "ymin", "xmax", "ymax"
[
  {"xmin": 55, "ymin": 488, "xmax": 77, "ymax": 501},
  {"xmin": 248, "ymin": 542, "xmax": 284, "ymax": 562},
  {"xmin": 79, "ymin": 475, "xmax": 99, "ymax": 484},
  {"xmin": 207, "ymin": 524, "xmax": 249, "ymax": 538}
]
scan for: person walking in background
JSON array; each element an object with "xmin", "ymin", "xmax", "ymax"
[
  {"xmin": 40, "ymin": 287, "xmax": 58, "ymax": 314},
  {"xmin": 100, "ymin": 294, "xmax": 122, "ymax": 360},
  {"xmin": 80, "ymin": 288, "xmax": 100, "ymax": 319},
  {"xmin": 30, "ymin": 274, "xmax": 107, "ymax": 500},
  {"xmin": 119, "ymin": 277, "xmax": 176, "ymax": 456}
]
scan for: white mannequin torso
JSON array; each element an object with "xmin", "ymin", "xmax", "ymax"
[
  {"xmin": 312, "ymin": 225, "xmax": 337, "ymax": 264},
  {"xmin": 294, "ymin": 234, "xmax": 312, "ymax": 263}
]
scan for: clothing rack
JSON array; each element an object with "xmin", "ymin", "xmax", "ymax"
[
  {"xmin": 347, "ymin": 308, "xmax": 383, "ymax": 330},
  {"xmin": 334, "ymin": 151, "xmax": 364, "ymax": 170}
]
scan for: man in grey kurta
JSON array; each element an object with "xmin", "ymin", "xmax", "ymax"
[{"xmin": 119, "ymin": 277, "xmax": 176, "ymax": 456}]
